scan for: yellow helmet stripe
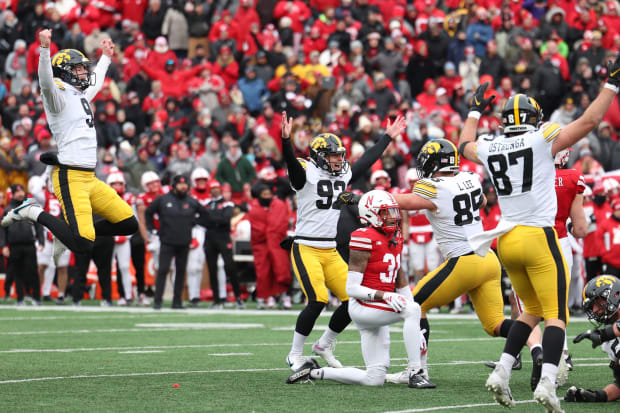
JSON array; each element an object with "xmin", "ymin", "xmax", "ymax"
[
  {"xmin": 514, "ymin": 94, "xmax": 520, "ymax": 125},
  {"xmin": 446, "ymin": 140, "xmax": 459, "ymax": 166}
]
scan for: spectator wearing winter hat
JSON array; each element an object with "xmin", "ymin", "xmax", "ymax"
[
  {"xmin": 420, "ymin": 17, "xmax": 451, "ymax": 75},
  {"xmin": 368, "ymin": 37, "xmax": 406, "ymax": 83},
  {"xmin": 368, "ymin": 73, "xmax": 397, "ymax": 118},
  {"xmin": 145, "ymin": 36, "xmax": 178, "ymax": 71},
  {"xmin": 26, "ymin": 129, "xmax": 53, "ymax": 177},
  {"xmin": 212, "ymin": 46, "xmax": 239, "ymax": 89},
  {"xmin": 466, "ymin": 7, "xmax": 493, "ymax": 58},
  {"xmin": 5, "ymin": 40, "xmax": 28, "ymax": 95},
  {"xmin": 141, "ymin": 59, "xmax": 206, "ymax": 100},
  {"xmin": 540, "ymin": 6, "xmax": 570, "ymax": 43},
  {"xmin": 273, "ymin": 0, "xmax": 311, "ymax": 35},
  {"xmin": 437, "ymin": 61, "xmax": 462, "ymax": 97}
]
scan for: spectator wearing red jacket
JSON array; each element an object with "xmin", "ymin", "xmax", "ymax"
[
  {"xmin": 248, "ymin": 185, "xmax": 291, "ymax": 309},
  {"xmin": 567, "ymin": 2, "xmax": 597, "ymax": 31},
  {"xmin": 583, "ymin": 182, "xmax": 613, "ymax": 281},
  {"xmin": 208, "ymin": 10, "xmax": 240, "ymax": 44},
  {"xmin": 312, "ymin": 7, "xmax": 337, "ymax": 40},
  {"xmin": 91, "ymin": 0, "xmax": 120, "ymax": 29},
  {"xmin": 235, "ymin": 0, "xmax": 261, "ymax": 42},
  {"xmin": 141, "ymin": 59, "xmax": 205, "ymax": 100},
  {"xmin": 64, "ymin": 0, "xmax": 101, "ymax": 35},
  {"xmin": 26, "ymin": 31, "xmax": 58, "ymax": 79},
  {"xmin": 121, "ymin": 0, "xmax": 149, "ymax": 25},
  {"xmin": 303, "ymin": 27, "xmax": 327, "ymax": 58},
  {"xmin": 416, "ymin": 78, "xmax": 438, "ymax": 113},
  {"xmin": 211, "ymin": 46, "xmax": 239, "ymax": 89},
  {"xmin": 437, "ymin": 61, "xmax": 462, "ymax": 98},
  {"xmin": 542, "ymin": 39, "xmax": 570, "ymax": 81},
  {"xmin": 600, "ymin": 199, "xmax": 620, "ymax": 276},
  {"xmin": 144, "ymin": 36, "xmax": 177, "ymax": 71},
  {"xmin": 273, "ymin": 0, "xmax": 311, "ymax": 34}
]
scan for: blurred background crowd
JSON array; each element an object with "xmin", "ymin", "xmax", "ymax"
[{"xmin": 0, "ymin": 0, "xmax": 619, "ymax": 308}]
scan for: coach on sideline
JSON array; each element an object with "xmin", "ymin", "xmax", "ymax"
[{"xmin": 145, "ymin": 174, "xmax": 211, "ymax": 310}]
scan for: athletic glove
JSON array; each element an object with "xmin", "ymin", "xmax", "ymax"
[
  {"xmin": 469, "ymin": 82, "xmax": 496, "ymax": 115},
  {"xmin": 564, "ymin": 386, "xmax": 607, "ymax": 402},
  {"xmin": 573, "ymin": 325, "xmax": 616, "ymax": 348},
  {"xmin": 383, "ymin": 292, "xmax": 408, "ymax": 312},
  {"xmin": 332, "ymin": 191, "xmax": 361, "ymax": 209},
  {"xmin": 607, "ymin": 53, "xmax": 620, "ymax": 88}
]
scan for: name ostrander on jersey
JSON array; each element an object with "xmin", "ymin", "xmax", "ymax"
[
  {"xmin": 39, "ymin": 48, "xmax": 111, "ymax": 169},
  {"xmin": 293, "ymin": 159, "xmax": 352, "ymax": 248},
  {"xmin": 412, "ymin": 171, "xmax": 483, "ymax": 258},
  {"xmin": 475, "ymin": 122, "xmax": 562, "ymax": 227}
]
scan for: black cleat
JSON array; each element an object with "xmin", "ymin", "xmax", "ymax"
[
  {"xmin": 286, "ymin": 359, "xmax": 319, "ymax": 384},
  {"xmin": 189, "ymin": 298, "xmax": 200, "ymax": 308},
  {"xmin": 530, "ymin": 351, "xmax": 544, "ymax": 391},
  {"xmin": 56, "ymin": 296, "xmax": 65, "ymax": 305},
  {"xmin": 42, "ymin": 295, "xmax": 54, "ymax": 302},
  {"xmin": 171, "ymin": 303, "xmax": 186, "ymax": 310},
  {"xmin": 565, "ymin": 354, "xmax": 573, "ymax": 371},
  {"xmin": 153, "ymin": 302, "xmax": 162, "ymax": 310},
  {"xmin": 408, "ymin": 370, "xmax": 436, "ymax": 389},
  {"xmin": 484, "ymin": 353, "xmax": 522, "ymax": 370}
]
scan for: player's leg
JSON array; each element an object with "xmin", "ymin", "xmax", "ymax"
[
  {"xmin": 130, "ymin": 235, "xmax": 147, "ymax": 304},
  {"xmin": 186, "ymin": 246, "xmax": 204, "ymax": 305},
  {"xmin": 90, "ymin": 178, "xmax": 137, "ymax": 236},
  {"xmin": 204, "ymin": 239, "xmax": 222, "ymax": 306},
  {"xmin": 171, "ymin": 246, "xmax": 189, "ymax": 308},
  {"xmin": 55, "ymin": 247, "xmax": 70, "ymax": 303},
  {"xmin": 93, "ymin": 236, "xmax": 115, "ymax": 305},
  {"xmin": 24, "ymin": 244, "xmax": 40, "ymax": 303},
  {"xmin": 154, "ymin": 243, "xmax": 175, "ymax": 309},
  {"xmin": 315, "ymin": 248, "xmax": 353, "ymax": 368},
  {"xmin": 39, "ymin": 238, "xmax": 54, "ymax": 299},
  {"xmin": 115, "ymin": 241, "xmax": 133, "ymax": 301},
  {"xmin": 288, "ymin": 243, "xmax": 330, "ymax": 369},
  {"xmin": 218, "ymin": 238, "xmax": 241, "ymax": 305}
]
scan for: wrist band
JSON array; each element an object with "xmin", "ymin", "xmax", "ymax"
[
  {"xmin": 468, "ymin": 111, "xmax": 481, "ymax": 120},
  {"xmin": 604, "ymin": 83, "xmax": 619, "ymax": 93}
]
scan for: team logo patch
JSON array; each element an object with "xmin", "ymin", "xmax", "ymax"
[
  {"xmin": 424, "ymin": 142, "xmax": 441, "ymax": 155},
  {"xmin": 596, "ymin": 276, "xmax": 616, "ymax": 288},
  {"xmin": 52, "ymin": 52, "xmax": 71, "ymax": 66}
]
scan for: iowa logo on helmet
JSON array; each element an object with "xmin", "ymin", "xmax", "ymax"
[
  {"xmin": 424, "ymin": 142, "xmax": 442, "ymax": 155},
  {"xmin": 52, "ymin": 52, "xmax": 72, "ymax": 66},
  {"xmin": 596, "ymin": 275, "xmax": 616, "ymax": 288}
]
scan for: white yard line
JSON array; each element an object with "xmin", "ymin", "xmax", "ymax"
[
  {"xmin": 118, "ymin": 350, "xmax": 164, "ymax": 354},
  {"xmin": 382, "ymin": 400, "xmax": 536, "ymax": 413},
  {"xmin": 207, "ymin": 353, "xmax": 253, "ymax": 356}
]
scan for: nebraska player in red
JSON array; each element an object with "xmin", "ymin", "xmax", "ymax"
[
  {"xmin": 28, "ymin": 174, "xmax": 69, "ymax": 304},
  {"xmin": 600, "ymin": 198, "xmax": 620, "ymax": 276},
  {"xmin": 187, "ymin": 168, "xmax": 210, "ymax": 306},
  {"xmin": 286, "ymin": 190, "xmax": 432, "ymax": 388},
  {"xmin": 583, "ymin": 180, "xmax": 613, "ymax": 281}
]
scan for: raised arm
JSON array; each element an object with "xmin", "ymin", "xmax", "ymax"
[
  {"xmin": 84, "ymin": 38, "xmax": 113, "ymax": 102},
  {"xmin": 38, "ymin": 29, "xmax": 65, "ymax": 114},
  {"xmin": 458, "ymin": 82, "xmax": 496, "ymax": 164},
  {"xmin": 552, "ymin": 55, "xmax": 620, "ymax": 156},
  {"xmin": 281, "ymin": 112, "xmax": 307, "ymax": 190},
  {"xmin": 350, "ymin": 116, "xmax": 406, "ymax": 181},
  {"xmin": 392, "ymin": 192, "xmax": 437, "ymax": 212}
]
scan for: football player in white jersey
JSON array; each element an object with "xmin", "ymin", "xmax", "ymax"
[
  {"xmin": 287, "ymin": 190, "xmax": 432, "ymax": 388},
  {"xmin": 567, "ymin": 275, "xmax": 620, "ymax": 403},
  {"xmin": 385, "ymin": 139, "xmax": 515, "ymax": 384},
  {"xmin": 281, "ymin": 111, "xmax": 406, "ymax": 371},
  {"xmin": 1, "ymin": 29, "xmax": 137, "ymax": 265},
  {"xmin": 459, "ymin": 54, "xmax": 620, "ymax": 412}
]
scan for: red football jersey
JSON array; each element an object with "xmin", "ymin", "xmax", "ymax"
[
  {"xmin": 136, "ymin": 187, "xmax": 169, "ymax": 230},
  {"xmin": 554, "ymin": 169, "xmax": 586, "ymax": 239},
  {"xmin": 600, "ymin": 216, "xmax": 620, "ymax": 268},
  {"xmin": 480, "ymin": 203, "xmax": 502, "ymax": 250},
  {"xmin": 43, "ymin": 189, "xmax": 62, "ymax": 218},
  {"xmin": 190, "ymin": 188, "xmax": 211, "ymax": 206},
  {"xmin": 404, "ymin": 188, "xmax": 433, "ymax": 244},
  {"xmin": 350, "ymin": 226, "xmax": 403, "ymax": 293},
  {"xmin": 583, "ymin": 201, "xmax": 612, "ymax": 258}
]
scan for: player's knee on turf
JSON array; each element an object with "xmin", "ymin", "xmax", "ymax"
[
  {"xmin": 401, "ymin": 301, "xmax": 421, "ymax": 320},
  {"xmin": 364, "ymin": 366, "xmax": 387, "ymax": 386}
]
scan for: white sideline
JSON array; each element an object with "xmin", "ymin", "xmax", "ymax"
[{"xmin": 382, "ymin": 400, "xmax": 536, "ymax": 413}]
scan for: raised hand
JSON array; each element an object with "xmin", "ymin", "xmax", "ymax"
[
  {"xmin": 385, "ymin": 115, "xmax": 406, "ymax": 139},
  {"xmin": 101, "ymin": 38, "xmax": 115, "ymax": 57},
  {"xmin": 470, "ymin": 82, "xmax": 496, "ymax": 114},
  {"xmin": 607, "ymin": 53, "xmax": 620, "ymax": 87},
  {"xmin": 281, "ymin": 111, "xmax": 293, "ymax": 140},
  {"xmin": 39, "ymin": 29, "xmax": 52, "ymax": 48}
]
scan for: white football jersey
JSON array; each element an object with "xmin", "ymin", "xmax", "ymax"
[
  {"xmin": 293, "ymin": 159, "xmax": 352, "ymax": 248},
  {"xmin": 601, "ymin": 338, "xmax": 620, "ymax": 364},
  {"xmin": 476, "ymin": 122, "xmax": 561, "ymax": 227},
  {"xmin": 39, "ymin": 48, "xmax": 111, "ymax": 169},
  {"xmin": 412, "ymin": 171, "xmax": 483, "ymax": 258}
]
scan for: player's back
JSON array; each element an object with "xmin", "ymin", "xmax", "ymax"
[
  {"xmin": 294, "ymin": 160, "xmax": 352, "ymax": 248},
  {"xmin": 554, "ymin": 168, "xmax": 585, "ymax": 238},
  {"xmin": 350, "ymin": 226, "xmax": 403, "ymax": 293},
  {"xmin": 413, "ymin": 171, "xmax": 483, "ymax": 258},
  {"xmin": 476, "ymin": 122, "xmax": 560, "ymax": 227}
]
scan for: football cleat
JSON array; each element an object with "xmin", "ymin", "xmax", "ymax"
[
  {"xmin": 53, "ymin": 237, "xmax": 68, "ymax": 267},
  {"xmin": 531, "ymin": 351, "xmax": 544, "ymax": 391},
  {"xmin": 286, "ymin": 355, "xmax": 317, "ymax": 371},
  {"xmin": 280, "ymin": 294, "xmax": 292, "ymax": 310},
  {"xmin": 564, "ymin": 354, "xmax": 573, "ymax": 372},
  {"xmin": 138, "ymin": 293, "xmax": 150, "ymax": 306},
  {"xmin": 312, "ymin": 340, "xmax": 343, "ymax": 368},
  {"xmin": 484, "ymin": 353, "xmax": 522, "ymax": 370},
  {"xmin": 556, "ymin": 357, "xmax": 569, "ymax": 387},
  {"xmin": 385, "ymin": 370, "xmax": 410, "ymax": 384},
  {"xmin": 534, "ymin": 376, "xmax": 564, "ymax": 413},
  {"xmin": 286, "ymin": 359, "xmax": 319, "ymax": 384},
  {"xmin": 486, "ymin": 364, "xmax": 516, "ymax": 408},
  {"xmin": 408, "ymin": 370, "xmax": 436, "ymax": 389},
  {"xmin": 117, "ymin": 297, "xmax": 127, "ymax": 306},
  {"xmin": 100, "ymin": 300, "xmax": 112, "ymax": 307},
  {"xmin": 1, "ymin": 198, "xmax": 43, "ymax": 227},
  {"xmin": 236, "ymin": 298, "xmax": 245, "ymax": 309}
]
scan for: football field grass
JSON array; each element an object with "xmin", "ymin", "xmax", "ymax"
[{"xmin": 0, "ymin": 303, "xmax": 617, "ymax": 412}]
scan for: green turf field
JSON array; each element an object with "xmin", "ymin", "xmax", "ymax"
[{"xmin": 0, "ymin": 303, "xmax": 617, "ymax": 412}]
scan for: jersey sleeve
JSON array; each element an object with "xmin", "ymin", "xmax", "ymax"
[
  {"xmin": 296, "ymin": 158, "xmax": 307, "ymax": 170},
  {"xmin": 541, "ymin": 122, "xmax": 561, "ymax": 143},
  {"xmin": 349, "ymin": 228, "xmax": 373, "ymax": 251},
  {"xmin": 412, "ymin": 179, "xmax": 438, "ymax": 200},
  {"xmin": 38, "ymin": 48, "xmax": 66, "ymax": 113},
  {"xmin": 576, "ymin": 173, "xmax": 586, "ymax": 194},
  {"xmin": 84, "ymin": 55, "xmax": 111, "ymax": 102},
  {"xmin": 473, "ymin": 136, "xmax": 490, "ymax": 162}
]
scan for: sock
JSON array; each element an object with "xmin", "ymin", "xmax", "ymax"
[
  {"xmin": 563, "ymin": 334, "xmax": 568, "ymax": 353},
  {"xmin": 503, "ymin": 320, "xmax": 533, "ymax": 357},
  {"xmin": 541, "ymin": 326, "xmax": 564, "ymax": 382},
  {"xmin": 317, "ymin": 328, "xmax": 339, "ymax": 348},
  {"xmin": 530, "ymin": 344, "xmax": 543, "ymax": 361},
  {"xmin": 289, "ymin": 331, "xmax": 307, "ymax": 357},
  {"xmin": 310, "ymin": 369, "xmax": 324, "ymax": 379},
  {"xmin": 498, "ymin": 353, "xmax": 517, "ymax": 374},
  {"xmin": 404, "ymin": 313, "xmax": 422, "ymax": 371},
  {"xmin": 499, "ymin": 319, "xmax": 514, "ymax": 338},
  {"xmin": 420, "ymin": 317, "xmax": 430, "ymax": 345},
  {"xmin": 540, "ymin": 363, "xmax": 558, "ymax": 384}
]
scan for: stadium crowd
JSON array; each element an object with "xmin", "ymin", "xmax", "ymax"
[{"xmin": 0, "ymin": 0, "xmax": 619, "ymax": 308}]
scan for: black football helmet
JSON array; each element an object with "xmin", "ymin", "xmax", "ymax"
[
  {"xmin": 309, "ymin": 133, "xmax": 348, "ymax": 176},
  {"xmin": 416, "ymin": 139, "xmax": 459, "ymax": 179},
  {"xmin": 501, "ymin": 94, "xmax": 543, "ymax": 134},
  {"xmin": 583, "ymin": 275, "xmax": 620, "ymax": 325},
  {"xmin": 51, "ymin": 49, "xmax": 94, "ymax": 90}
]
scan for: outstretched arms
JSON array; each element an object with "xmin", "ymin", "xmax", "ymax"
[
  {"xmin": 38, "ymin": 29, "xmax": 65, "ymax": 113},
  {"xmin": 281, "ymin": 112, "xmax": 307, "ymax": 190}
]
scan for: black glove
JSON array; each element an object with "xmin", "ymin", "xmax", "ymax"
[
  {"xmin": 573, "ymin": 325, "xmax": 615, "ymax": 348},
  {"xmin": 565, "ymin": 386, "xmax": 607, "ymax": 402},
  {"xmin": 469, "ymin": 82, "xmax": 496, "ymax": 114},
  {"xmin": 607, "ymin": 53, "xmax": 620, "ymax": 87},
  {"xmin": 279, "ymin": 236, "xmax": 294, "ymax": 251},
  {"xmin": 333, "ymin": 191, "xmax": 361, "ymax": 209}
]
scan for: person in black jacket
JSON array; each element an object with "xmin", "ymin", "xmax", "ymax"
[
  {"xmin": 203, "ymin": 180, "xmax": 243, "ymax": 309},
  {"xmin": 146, "ymin": 174, "xmax": 210, "ymax": 309},
  {"xmin": 1, "ymin": 184, "xmax": 44, "ymax": 305}
]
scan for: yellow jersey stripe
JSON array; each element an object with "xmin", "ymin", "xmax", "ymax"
[
  {"xmin": 544, "ymin": 127, "xmax": 560, "ymax": 142},
  {"xmin": 415, "ymin": 182, "xmax": 438, "ymax": 193},
  {"xmin": 412, "ymin": 187, "xmax": 437, "ymax": 199},
  {"xmin": 297, "ymin": 158, "xmax": 307, "ymax": 169},
  {"xmin": 543, "ymin": 123, "xmax": 560, "ymax": 141}
]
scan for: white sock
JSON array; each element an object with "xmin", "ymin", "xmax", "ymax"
[
  {"xmin": 498, "ymin": 353, "xmax": 516, "ymax": 375},
  {"xmin": 290, "ymin": 331, "xmax": 308, "ymax": 356},
  {"xmin": 403, "ymin": 315, "xmax": 422, "ymax": 371},
  {"xmin": 42, "ymin": 265, "xmax": 55, "ymax": 296},
  {"xmin": 317, "ymin": 327, "xmax": 339, "ymax": 348},
  {"xmin": 541, "ymin": 363, "xmax": 558, "ymax": 383},
  {"xmin": 310, "ymin": 368, "xmax": 324, "ymax": 379}
]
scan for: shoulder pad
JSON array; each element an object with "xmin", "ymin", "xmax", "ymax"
[
  {"xmin": 541, "ymin": 122, "xmax": 561, "ymax": 142},
  {"xmin": 478, "ymin": 134, "xmax": 496, "ymax": 142},
  {"xmin": 297, "ymin": 158, "xmax": 307, "ymax": 170},
  {"xmin": 53, "ymin": 79, "xmax": 66, "ymax": 90},
  {"xmin": 412, "ymin": 179, "xmax": 438, "ymax": 199}
]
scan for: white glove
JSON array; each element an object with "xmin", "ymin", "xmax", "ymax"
[{"xmin": 383, "ymin": 292, "xmax": 408, "ymax": 312}]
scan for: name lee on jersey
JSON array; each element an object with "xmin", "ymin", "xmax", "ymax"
[{"xmin": 456, "ymin": 178, "xmax": 475, "ymax": 191}]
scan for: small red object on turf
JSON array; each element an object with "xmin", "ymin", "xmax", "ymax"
[{"xmin": 173, "ymin": 383, "xmax": 180, "ymax": 388}]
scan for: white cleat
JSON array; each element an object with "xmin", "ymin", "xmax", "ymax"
[
  {"xmin": 286, "ymin": 354, "xmax": 315, "ymax": 371},
  {"xmin": 556, "ymin": 357, "xmax": 569, "ymax": 387},
  {"xmin": 312, "ymin": 340, "xmax": 343, "ymax": 368},
  {"xmin": 117, "ymin": 297, "xmax": 127, "ymax": 306},
  {"xmin": 138, "ymin": 293, "xmax": 151, "ymax": 306},
  {"xmin": 534, "ymin": 376, "xmax": 564, "ymax": 413},
  {"xmin": 1, "ymin": 198, "xmax": 42, "ymax": 227},
  {"xmin": 385, "ymin": 370, "xmax": 410, "ymax": 384},
  {"xmin": 486, "ymin": 364, "xmax": 516, "ymax": 408},
  {"xmin": 53, "ymin": 237, "xmax": 68, "ymax": 266}
]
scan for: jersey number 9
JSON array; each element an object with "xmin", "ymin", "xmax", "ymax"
[{"xmin": 316, "ymin": 180, "xmax": 346, "ymax": 209}]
